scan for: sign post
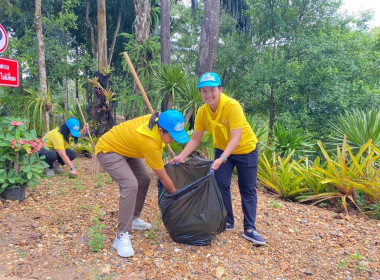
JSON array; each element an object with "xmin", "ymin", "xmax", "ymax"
[
  {"xmin": 0, "ymin": 57, "xmax": 19, "ymax": 88},
  {"xmin": 0, "ymin": 24, "xmax": 8, "ymax": 53}
]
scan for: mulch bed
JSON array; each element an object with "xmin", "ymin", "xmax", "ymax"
[{"xmin": 0, "ymin": 157, "xmax": 379, "ymax": 280}]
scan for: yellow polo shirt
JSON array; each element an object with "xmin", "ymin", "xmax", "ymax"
[
  {"xmin": 43, "ymin": 128, "xmax": 70, "ymax": 150},
  {"xmin": 194, "ymin": 93, "xmax": 257, "ymax": 154},
  {"xmin": 95, "ymin": 115, "xmax": 166, "ymax": 169}
]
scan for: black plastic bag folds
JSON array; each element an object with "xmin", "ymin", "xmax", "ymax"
[{"xmin": 158, "ymin": 158, "xmax": 227, "ymax": 246}]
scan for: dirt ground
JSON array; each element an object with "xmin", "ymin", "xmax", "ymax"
[{"xmin": 0, "ymin": 157, "xmax": 379, "ymax": 280}]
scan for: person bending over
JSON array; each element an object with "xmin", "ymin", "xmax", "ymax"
[
  {"xmin": 38, "ymin": 118, "xmax": 88, "ymax": 177},
  {"xmin": 95, "ymin": 110, "xmax": 189, "ymax": 258}
]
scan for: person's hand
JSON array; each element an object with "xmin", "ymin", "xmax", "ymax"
[
  {"xmin": 164, "ymin": 185, "xmax": 176, "ymax": 194},
  {"xmin": 70, "ymin": 168, "xmax": 78, "ymax": 177},
  {"xmin": 211, "ymin": 157, "xmax": 224, "ymax": 170},
  {"xmin": 169, "ymin": 155, "xmax": 185, "ymax": 164},
  {"xmin": 84, "ymin": 123, "xmax": 90, "ymax": 132}
]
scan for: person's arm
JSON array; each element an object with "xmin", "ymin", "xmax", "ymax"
[
  {"xmin": 57, "ymin": 150, "xmax": 77, "ymax": 176},
  {"xmin": 169, "ymin": 130, "xmax": 205, "ymax": 163},
  {"xmin": 80, "ymin": 123, "xmax": 89, "ymax": 137},
  {"xmin": 211, "ymin": 128, "xmax": 242, "ymax": 170},
  {"xmin": 153, "ymin": 168, "xmax": 176, "ymax": 194}
]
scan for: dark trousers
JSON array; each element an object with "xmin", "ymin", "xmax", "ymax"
[
  {"xmin": 214, "ymin": 147, "xmax": 259, "ymax": 231},
  {"xmin": 38, "ymin": 148, "xmax": 76, "ymax": 169}
]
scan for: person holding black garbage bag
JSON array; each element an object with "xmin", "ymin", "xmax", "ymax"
[
  {"xmin": 170, "ymin": 72, "xmax": 266, "ymax": 245},
  {"xmin": 38, "ymin": 118, "xmax": 89, "ymax": 177},
  {"xmin": 95, "ymin": 110, "xmax": 189, "ymax": 258}
]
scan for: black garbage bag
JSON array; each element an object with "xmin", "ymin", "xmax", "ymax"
[{"xmin": 158, "ymin": 158, "xmax": 227, "ymax": 246}]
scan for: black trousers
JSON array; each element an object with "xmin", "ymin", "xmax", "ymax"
[
  {"xmin": 214, "ymin": 147, "xmax": 259, "ymax": 231},
  {"xmin": 38, "ymin": 148, "xmax": 76, "ymax": 169}
]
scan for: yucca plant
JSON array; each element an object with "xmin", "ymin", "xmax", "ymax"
[
  {"xmin": 300, "ymin": 137, "xmax": 380, "ymax": 212},
  {"xmin": 177, "ymin": 76, "xmax": 204, "ymax": 126},
  {"xmin": 246, "ymin": 114, "xmax": 267, "ymax": 141},
  {"xmin": 258, "ymin": 150, "xmax": 308, "ymax": 199},
  {"xmin": 272, "ymin": 122, "xmax": 315, "ymax": 159},
  {"xmin": 328, "ymin": 108, "xmax": 380, "ymax": 152},
  {"xmin": 151, "ymin": 64, "xmax": 188, "ymax": 110},
  {"xmin": 24, "ymin": 88, "xmax": 62, "ymax": 135}
]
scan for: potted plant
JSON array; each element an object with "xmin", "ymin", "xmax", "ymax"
[{"xmin": 0, "ymin": 117, "xmax": 48, "ymax": 201}]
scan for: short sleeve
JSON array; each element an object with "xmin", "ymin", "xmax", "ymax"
[
  {"xmin": 228, "ymin": 103, "xmax": 245, "ymax": 130},
  {"xmin": 194, "ymin": 106, "xmax": 206, "ymax": 131}
]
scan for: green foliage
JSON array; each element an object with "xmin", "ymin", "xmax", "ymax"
[
  {"xmin": 150, "ymin": 64, "xmax": 188, "ymax": 110},
  {"xmin": 272, "ymin": 122, "xmax": 315, "ymax": 159},
  {"xmin": 258, "ymin": 150, "xmax": 308, "ymax": 199},
  {"xmin": 24, "ymin": 88, "xmax": 62, "ymax": 134},
  {"xmin": 328, "ymin": 108, "xmax": 380, "ymax": 151},
  {"xmin": 300, "ymin": 138, "xmax": 380, "ymax": 212},
  {"xmin": 0, "ymin": 117, "xmax": 48, "ymax": 193},
  {"xmin": 120, "ymin": 34, "xmax": 161, "ymax": 84},
  {"xmin": 269, "ymin": 200, "xmax": 282, "ymax": 209},
  {"xmin": 246, "ymin": 115, "xmax": 267, "ymax": 141},
  {"xmin": 87, "ymin": 206, "xmax": 106, "ymax": 252}
]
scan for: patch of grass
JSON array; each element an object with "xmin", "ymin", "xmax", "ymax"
[
  {"xmin": 87, "ymin": 206, "xmax": 106, "ymax": 252},
  {"xmin": 73, "ymin": 179, "xmax": 84, "ymax": 190},
  {"xmin": 269, "ymin": 200, "xmax": 282, "ymax": 208},
  {"xmin": 58, "ymin": 187, "xmax": 68, "ymax": 196},
  {"xmin": 95, "ymin": 174, "xmax": 103, "ymax": 188}
]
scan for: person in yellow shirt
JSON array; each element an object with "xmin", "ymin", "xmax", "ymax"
[
  {"xmin": 95, "ymin": 110, "xmax": 189, "ymax": 258},
  {"xmin": 38, "ymin": 118, "xmax": 89, "ymax": 177},
  {"xmin": 171, "ymin": 72, "xmax": 266, "ymax": 245}
]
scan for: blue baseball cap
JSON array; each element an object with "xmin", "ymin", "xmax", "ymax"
[
  {"xmin": 65, "ymin": 118, "xmax": 81, "ymax": 137},
  {"xmin": 158, "ymin": 110, "xmax": 189, "ymax": 144},
  {"xmin": 196, "ymin": 72, "xmax": 222, "ymax": 88}
]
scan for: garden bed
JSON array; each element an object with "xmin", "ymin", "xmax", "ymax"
[{"xmin": 0, "ymin": 157, "xmax": 379, "ymax": 280}]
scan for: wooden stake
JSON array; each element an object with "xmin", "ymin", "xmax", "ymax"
[
  {"xmin": 123, "ymin": 52, "xmax": 175, "ymax": 158},
  {"xmin": 75, "ymin": 98, "xmax": 101, "ymax": 174}
]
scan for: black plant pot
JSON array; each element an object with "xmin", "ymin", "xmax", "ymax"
[{"xmin": 1, "ymin": 185, "xmax": 27, "ymax": 202}]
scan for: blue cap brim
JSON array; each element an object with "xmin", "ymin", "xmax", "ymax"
[
  {"xmin": 196, "ymin": 81, "xmax": 220, "ymax": 88},
  {"xmin": 70, "ymin": 129, "xmax": 80, "ymax": 137},
  {"xmin": 170, "ymin": 130, "xmax": 189, "ymax": 144}
]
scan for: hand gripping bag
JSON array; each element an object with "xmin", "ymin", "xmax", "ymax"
[{"xmin": 158, "ymin": 158, "xmax": 227, "ymax": 245}]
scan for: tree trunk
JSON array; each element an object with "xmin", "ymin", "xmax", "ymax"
[
  {"xmin": 127, "ymin": 0, "xmax": 152, "ymax": 119},
  {"xmin": 87, "ymin": 72, "xmax": 116, "ymax": 137},
  {"xmin": 34, "ymin": 0, "xmax": 49, "ymax": 133},
  {"xmin": 160, "ymin": 0, "xmax": 171, "ymax": 64},
  {"xmin": 86, "ymin": 0, "xmax": 97, "ymax": 59},
  {"xmin": 97, "ymin": 0, "xmax": 107, "ymax": 69},
  {"xmin": 134, "ymin": 0, "xmax": 151, "ymax": 44},
  {"xmin": 108, "ymin": 0, "xmax": 123, "ymax": 65},
  {"xmin": 195, "ymin": 0, "xmax": 221, "ymax": 76}
]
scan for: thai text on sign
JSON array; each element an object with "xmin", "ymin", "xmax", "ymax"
[{"xmin": 0, "ymin": 58, "xmax": 19, "ymax": 87}]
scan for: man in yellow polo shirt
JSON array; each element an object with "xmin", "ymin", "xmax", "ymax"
[
  {"xmin": 171, "ymin": 72, "xmax": 266, "ymax": 245},
  {"xmin": 95, "ymin": 110, "xmax": 189, "ymax": 258}
]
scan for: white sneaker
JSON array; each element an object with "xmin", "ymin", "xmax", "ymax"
[
  {"xmin": 113, "ymin": 232, "xmax": 134, "ymax": 257},
  {"xmin": 132, "ymin": 218, "xmax": 152, "ymax": 230},
  {"xmin": 53, "ymin": 162, "xmax": 64, "ymax": 174},
  {"xmin": 45, "ymin": 168, "xmax": 55, "ymax": 177}
]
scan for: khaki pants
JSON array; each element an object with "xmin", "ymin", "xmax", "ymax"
[{"xmin": 97, "ymin": 152, "xmax": 150, "ymax": 236}]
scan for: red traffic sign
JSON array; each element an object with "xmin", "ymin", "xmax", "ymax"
[
  {"xmin": 0, "ymin": 24, "xmax": 8, "ymax": 53},
  {"xmin": 0, "ymin": 57, "xmax": 19, "ymax": 88}
]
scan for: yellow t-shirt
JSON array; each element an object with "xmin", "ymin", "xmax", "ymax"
[
  {"xmin": 194, "ymin": 93, "xmax": 257, "ymax": 154},
  {"xmin": 43, "ymin": 127, "xmax": 70, "ymax": 150},
  {"xmin": 95, "ymin": 115, "xmax": 166, "ymax": 169}
]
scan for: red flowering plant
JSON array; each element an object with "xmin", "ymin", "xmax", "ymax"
[{"xmin": 0, "ymin": 117, "xmax": 48, "ymax": 193}]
